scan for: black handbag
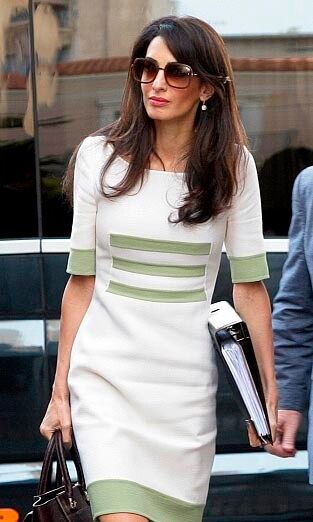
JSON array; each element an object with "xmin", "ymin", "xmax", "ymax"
[{"xmin": 24, "ymin": 430, "xmax": 93, "ymax": 521}]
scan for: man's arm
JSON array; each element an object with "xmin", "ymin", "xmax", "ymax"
[{"xmin": 269, "ymin": 169, "xmax": 313, "ymax": 457}]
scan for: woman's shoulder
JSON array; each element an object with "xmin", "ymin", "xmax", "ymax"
[
  {"xmin": 73, "ymin": 134, "xmax": 114, "ymax": 192},
  {"xmin": 235, "ymin": 145, "xmax": 256, "ymax": 184},
  {"xmin": 237, "ymin": 144, "xmax": 254, "ymax": 166},
  {"xmin": 77, "ymin": 133, "xmax": 111, "ymax": 160}
]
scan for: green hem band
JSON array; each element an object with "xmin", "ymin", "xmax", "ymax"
[
  {"xmin": 112, "ymin": 256, "xmax": 206, "ymax": 277},
  {"xmin": 228, "ymin": 253, "xmax": 269, "ymax": 283},
  {"xmin": 66, "ymin": 248, "xmax": 96, "ymax": 275},
  {"xmin": 110, "ymin": 234, "xmax": 211, "ymax": 255},
  {"xmin": 88, "ymin": 479, "xmax": 204, "ymax": 522},
  {"xmin": 106, "ymin": 281, "xmax": 206, "ymax": 302}
]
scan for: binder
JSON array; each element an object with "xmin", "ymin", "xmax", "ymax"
[{"xmin": 208, "ymin": 301, "xmax": 272, "ymax": 446}]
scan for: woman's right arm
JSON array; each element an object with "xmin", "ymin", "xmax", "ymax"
[{"xmin": 40, "ymin": 274, "xmax": 95, "ymax": 445}]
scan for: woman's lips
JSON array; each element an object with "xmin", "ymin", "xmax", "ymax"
[{"xmin": 149, "ymin": 97, "xmax": 170, "ymax": 107}]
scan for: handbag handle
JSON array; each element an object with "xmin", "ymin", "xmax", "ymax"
[
  {"xmin": 38, "ymin": 431, "xmax": 86, "ymax": 501},
  {"xmin": 55, "ymin": 434, "xmax": 87, "ymax": 491},
  {"xmin": 70, "ymin": 434, "xmax": 87, "ymax": 491},
  {"xmin": 38, "ymin": 430, "xmax": 73, "ymax": 500},
  {"xmin": 37, "ymin": 433, "xmax": 57, "ymax": 495}
]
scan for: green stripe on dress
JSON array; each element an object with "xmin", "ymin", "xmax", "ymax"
[
  {"xmin": 110, "ymin": 234, "xmax": 211, "ymax": 255},
  {"xmin": 112, "ymin": 256, "xmax": 206, "ymax": 277},
  {"xmin": 88, "ymin": 479, "xmax": 205, "ymax": 522},
  {"xmin": 228, "ymin": 252, "xmax": 269, "ymax": 283},
  {"xmin": 106, "ymin": 281, "xmax": 206, "ymax": 302},
  {"xmin": 66, "ymin": 248, "xmax": 96, "ymax": 275}
]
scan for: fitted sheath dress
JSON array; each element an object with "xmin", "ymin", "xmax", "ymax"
[{"xmin": 67, "ymin": 135, "xmax": 269, "ymax": 522}]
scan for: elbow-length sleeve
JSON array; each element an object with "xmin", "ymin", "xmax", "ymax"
[
  {"xmin": 224, "ymin": 149, "xmax": 269, "ymax": 283},
  {"xmin": 66, "ymin": 137, "xmax": 97, "ymax": 275}
]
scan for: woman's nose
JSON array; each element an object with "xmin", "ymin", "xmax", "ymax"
[{"xmin": 152, "ymin": 69, "xmax": 167, "ymax": 90}]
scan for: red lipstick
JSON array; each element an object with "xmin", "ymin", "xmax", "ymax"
[{"xmin": 149, "ymin": 96, "xmax": 170, "ymax": 107}]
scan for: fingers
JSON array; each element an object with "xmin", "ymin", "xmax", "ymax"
[
  {"xmin": 266, "ymin": 428, "xmax": 287, "ymax": 456},
  {"xmin": 265, "ymin": 394, "xmax": 278, "ymax": 444},
  {"xmin": 61, "ymin": 424, "xmax": 73, "ymax": 448},
  {"xmin": 266, "ymin": 410, "xmax": 277, "ymax": 445},
  {"xmin": 279, "ymin": 424, "xmax": 297, "ymax": 456},
  {"xmin": 265, "ymin": 410, "xmax": 301, "ymax": 457},
  {"xmin": 279, "ymin": 410, "xmax": 301, "ymax": 456},
  {"xmin": 39, "ymin": 397, "xmax": 72, "ymax": 446},
  {"xmin": 40, "ymin": 423, "xmax": 56, "ymax": 440},
  {"xmin": 247, "ymin": 423, "xmax": 262, "ymax": 448},
  {"xmin": 40, "ymin": 422, "xmax": 73, "ymax": 446}
]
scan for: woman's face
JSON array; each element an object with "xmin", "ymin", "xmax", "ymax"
[{"xmin": 141, "ymin": 36, "xmax": 205, "ymax": 125}]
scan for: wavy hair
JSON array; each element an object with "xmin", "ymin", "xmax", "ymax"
[{"xmin": 64, "ymin": 15, "xmax": 248, "ymax": 224}]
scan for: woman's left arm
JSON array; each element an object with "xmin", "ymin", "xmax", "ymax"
[{"xmin": 233, "ymin": 280, "xmax": 278, "ymax": 444}]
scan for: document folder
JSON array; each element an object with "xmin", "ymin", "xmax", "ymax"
[{"xmin": 208, "ymin": 300, "xmax": 272, "ymax": 446}]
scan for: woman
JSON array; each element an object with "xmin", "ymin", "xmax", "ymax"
[{"xmin": 40, "ymin": 15, "xmax": 277, "ymax": 522}]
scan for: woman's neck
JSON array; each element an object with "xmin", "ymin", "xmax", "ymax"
[{"xmin": 152, "ymin": 120, "xmax": 193, "ymax": 172}]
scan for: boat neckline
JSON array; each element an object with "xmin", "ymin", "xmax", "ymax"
[{"xmin": 106, "ymin": 141, "xmax": 184, "ymax": 175}]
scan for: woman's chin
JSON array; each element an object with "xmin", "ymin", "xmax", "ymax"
[{"xmin": 146, "ymin": 109, "xmax": 175, "ymax": 121}]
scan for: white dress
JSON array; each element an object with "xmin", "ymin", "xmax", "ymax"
[{"xmin": 67, "ymin": 135, "xmax": 268, "ymax": 522}]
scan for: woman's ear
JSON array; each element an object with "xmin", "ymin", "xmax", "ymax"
[{"xmin": 200, "ymin": 83, "xmax": 214, "ymax": 102}]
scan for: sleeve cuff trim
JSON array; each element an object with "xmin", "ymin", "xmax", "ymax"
[
  {"xmin": 66, "ymin": 248, "xmax": 96, "ymax": 275},
  {"xmin": 228, "ymin": 252, "xmax": 269, "ymax": 283}
]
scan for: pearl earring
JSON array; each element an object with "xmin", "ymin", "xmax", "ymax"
[{"xmin": 201, "ymin": 100, "xmax": 207, "ymax": 111}]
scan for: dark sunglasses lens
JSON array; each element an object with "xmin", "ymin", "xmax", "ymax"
[
  {"xmin": 165, "ymin": 63, "xmax": 192, "ymax": 88},
  {"xmin": 133, "ymin": 59, "xmax": 157, "ymax": 83}
]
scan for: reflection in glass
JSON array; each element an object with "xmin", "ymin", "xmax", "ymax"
[
  {"xmin": 1, "ymin": 2, "xmax": 309, "ymax": 238},
  {"xmin": 46, "ymin": 318, "xmax": 59, "ymax": 344},
  {"xmin": 46, "ymin": 319, "xmax": 59, "ymax": 388},
  {"xmin": 178, "ymin": 3, "xmax": 313, "ymax": 235},
  {"xmin": 24, "ymin": 3, "xmax": 61, "ymax": 136},
  {"xmin": 0, "ymin": 319, "xmax": 47, "ymax": 461},
  {"xmin": 0, "ymin": 2, "xmax": 38, "ymax": 239},
  {"xmin": 38, "ymin": 0, "xmax": 176, "ymax": 237},
  {"xmin": 0, "ymin": 319, "xmax": 44, "ymax": 354},
  {"xmin": 36, "ymin": 1, "xmax": 313, "ymax": 238}
]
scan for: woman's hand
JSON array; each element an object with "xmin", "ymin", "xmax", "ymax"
[
  {"xmin": 40, "ymin": 393, "xmax": 72, "ymax": 447},
  {"xmin": 246, "ymin": 422, "xmax": 262, "ymax": 448},
  {"xmin": 39, "ymin": 276, "xmax": 96, "ymax": 448},
  {"xmin": 246, "ymin": 388, "xmax": 277, "ymax": 448},
  {"xmin": 233, "ymin": 281, "xmax": 278, "ymax": 447}
]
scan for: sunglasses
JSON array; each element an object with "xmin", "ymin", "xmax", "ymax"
[{"xmin": 131, "ymin": 57, "xmax": 198, "ymax": 89}]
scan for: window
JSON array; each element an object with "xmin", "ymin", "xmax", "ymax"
[
  {"xmin": 1, "ymin": 1, "xmax": 312, "ymax": 238},
  {"xmin": 0, "ymin": 4, "xmax": 38, "ymax": 239}
]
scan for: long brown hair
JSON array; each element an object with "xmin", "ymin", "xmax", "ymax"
[{"xmin": 64, "ymin": 15, "xmax": 248, "ymax": 225}]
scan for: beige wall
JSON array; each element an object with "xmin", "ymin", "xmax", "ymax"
[
  {"xmin": 67, "ymin": 0, "xmax": 176, "ymax": 60},
  {"xmin": 68, "ymin": 0, "xmax": 108, "ymax": 60},
  {"xmin": 225, "ymin": 35, "xmax": 313, "ymax": 58}
]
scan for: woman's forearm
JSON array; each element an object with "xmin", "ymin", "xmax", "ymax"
[
  {"xmin": 232, "ymin": 281, "xmax": 276, "ymax": 394},
  {"xmin": 52, "ymin": 274, "xmax": 95, "ymax": 398}
]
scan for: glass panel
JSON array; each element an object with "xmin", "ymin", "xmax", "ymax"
[
  {"xmin": 36, "ymin": 0, "xmax": 313, "ymax": 238},
  {"xmin": 0, "ymin": 320, "xmax": 47, "ymax": 461},
  {"xmin": 236, "ymin": 70, "xmax": 313, "ymax": 236},
  {"xmin": 0, "ymin": 254, "xmax": 43, "ymax": 318},
  {"xmin": 1, "ymin": 2, "xmax": 312, "ymax": 238},
  {"xmin": 0, "ymin": 2, "xmax": 38, "ymax": 239},
  {"xmin": 179, "ymin": 2, "xmax": 313, "ymax": 236},
  {"xmin": 46, "ymin": 319, "xmax": 59, "ymax": 387},
  {"xmin": 43, "ymin": 253, "xmax": 68, "ymax": 317},
  {"xmin": 36, "ymin": 0, "xmax": 176, "ymax": 237}
]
